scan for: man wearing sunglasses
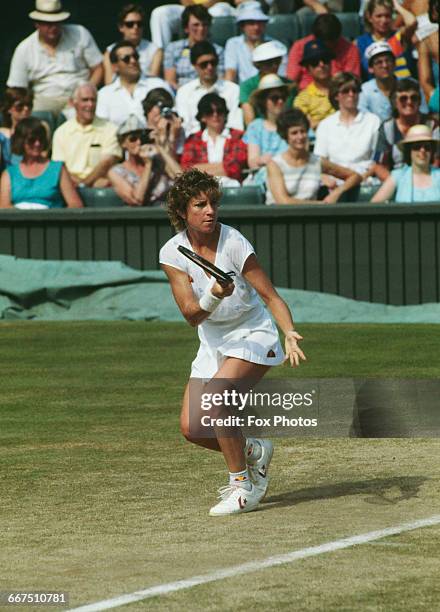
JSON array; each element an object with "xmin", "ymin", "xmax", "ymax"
[
  {"xmin": 96, "ymin": 41, "xmax": 173, "ymax": 128},
  {"xmin": 294, "ymin": 39, "xmax": 335, "ymax": 130},
  {"xmin": 176, "ymin": 41, "xmax": 243, "ymax": 137},
  {"xmin": 7, "ymin": 0, "xmax": 103, "ymax": 116}
]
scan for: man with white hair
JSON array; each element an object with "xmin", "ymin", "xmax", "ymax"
[
  {"xmin": 52, "ymin": 83, "xmax": 121, "ymax": 188},
  {"xmin": 7, "ymin": 0, "xmax": 103, "ymax": 115}
]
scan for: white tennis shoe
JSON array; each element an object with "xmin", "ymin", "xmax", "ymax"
[
  {"xmin": 209, "ymin": 482, "xmax": 264, "ymax": 516},
  {"xmin": 247, "ymin": 439, "xmax": 274, "ymax": 496}
]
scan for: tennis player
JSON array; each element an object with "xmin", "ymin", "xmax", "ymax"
[{"xmin": 159, "ymin": 169, "xmax": 306, "ymax": 516}]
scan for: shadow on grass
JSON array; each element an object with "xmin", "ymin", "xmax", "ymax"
[{"xmin": 262, "ymin": 476, "xmax": 428, "ymax": 510}]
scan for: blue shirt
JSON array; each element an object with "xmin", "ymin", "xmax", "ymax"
[
  {"xmin": 391, "ymin": 165, "xmax": 440, "ymax": 203},
  {"xmin": 8, "ymin": 160, "xmax": 64, "ymax": 208},
  {"xmin": 224, "ymin": 35, "xmax": 287, "ymax": 83},
  {"xmin": 243, "ymin": 118, "xmax": 288, "ymax": 186},
  {"xmin": 163, "ymin": 38, "xmax": 224, "ymax": 88}
]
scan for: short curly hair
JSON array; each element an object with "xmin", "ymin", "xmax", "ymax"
[
  {"xmin": 276, "ymin": 108, "xmax": 309, "ymax": 140},
  {"xmin": 166, "ymin": 169, "xmax": 221, "ymax": 232}
]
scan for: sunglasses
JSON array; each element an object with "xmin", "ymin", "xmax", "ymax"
[
  {"xmin": 411, "ymin": 141, "xmax": 432, "ymax": 151},
  {"xmin": 205, "ymin": 108, "xmax": 225, "ymax": 117},
  {"xmin": 308, "ymin": 56, "xmax": 331, "ymax": 67},
  {"xmin": 196, "ymin": 58, "xmax": 218, "ymax": 69},
  {"xmin": 12, "ymin": 102, "xmax": 32, "ymax": 111},
  {"xmin": 339, "ymin": 86, "xmax": 359, "ymax": 95},
  {"xmin": 123, "ymin": 20, "xmax": 142, "ymax": 28},
  {"xmin": 397, "ymin": 94, "xmax": 420, "ymax": 105},
  {"xmin": 127, "ymin": 132, "xmax": 142, "ymax": 142},
  {"xmin": 118, "ymin": 52, "xmax": 139, "ymax": 64},
  {"xmin": 268, "ymin": 93, "xmax": 287, "ymax": 102}
]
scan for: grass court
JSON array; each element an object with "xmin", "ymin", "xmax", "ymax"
[{"xmin": 1, "ymin": 322, "xmax": 439, "ymax": 611}]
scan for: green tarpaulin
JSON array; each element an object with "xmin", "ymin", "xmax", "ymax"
[{"xmin": 0, "ymin": 255, "xmax": 439, "ymax": 323}]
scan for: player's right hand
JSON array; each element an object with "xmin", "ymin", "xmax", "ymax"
[{"xmin": 211, "ymin": 280, "xmax": 235, "ymax": 299}]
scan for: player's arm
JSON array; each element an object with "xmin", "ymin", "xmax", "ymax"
[
  {"xmin": 161, "ymin": 263, "xmax": 234, "ymax": 327},
  {"xmin": 242, "ymin": 254, "xmax": 306, "ymax": 367}
]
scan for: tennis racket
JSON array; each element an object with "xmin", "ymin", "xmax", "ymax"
[{"xmin": 177, "ymin": 245, "xmax": 236, "ymax": 285}]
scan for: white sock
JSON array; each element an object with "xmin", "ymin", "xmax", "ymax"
[
  {"xmin": 245, "ymin": 438, "xmax": 262, "ymax": 462},
  {"xmin": 229, "ymin": 469, "xmax": 252, "ymax": 490}
]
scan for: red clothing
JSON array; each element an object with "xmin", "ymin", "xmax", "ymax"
[
  {"xmin": 287, "ymin": 35, "xmax": 361, "ymax": 90},
  {"xmin": 181, "ymin": 129, "xmax": 248, "ymax": 182}
]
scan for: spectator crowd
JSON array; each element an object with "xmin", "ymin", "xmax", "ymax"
[{"xmin": 0, "ymin": 0, "xmax": 438, "ymax": 209}]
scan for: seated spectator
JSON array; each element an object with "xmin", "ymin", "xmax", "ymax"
[
  {"xmin": 266, "ymin": 109, "xmax": 361, "ymax": 204},
  {"xmin": 142, "ymin": 88, "xmax": 185, "ymax": 158},
  {"xmin": 181, "ymin": 93, "xmax": 247, "ymax": 186},
  {"xmin": 410, "ymin": 0, "xmax": 439, "ymax": 104},
  {"xmin": 0, "ymin": 88, "xmax": 33, "ymax": 170},
  {"xmin": 108, "ymin": 115, "xmax": 181, "ymax": 206},
  {"xmin": 164, "ymin": 6, "xmax": 225, "ymax": 91},
  {"xmin": 356, "ymin": 0, "xmax": 417, "ymax": 81},
  {"xmin": 0, "ymin": 117, "xmax": 83, "ymax": 209},
  {"xmin": 175, "ymin": 42, "xmax": 243, "ymax": 136},
  {"xmin": 359, "ymin": 42, "xmax": 398, "ymax": 121},
  {"xmin": 103, "ymin": 4, "xmax": 162, "ymax": 85},
  {"xmin": 150, "ymin": 0, "xmax": 235, "ymax": 49},
  {"xmin": 240, "ymin": 41, "xmax": 294, "ymax": 126},
  {"xmin": 7, "ymin": 0, "xmax": 103, "ymax": 115},
  {"xmin": 97, "ymin": 41, "xmax": 173, "ymax": 127},
  {"xmin": 372, "ymin": 124, "xmax": 440, "ymax": 202},
  {"xmin": 375, "ymin": 77, "xmax": 439, "ymax": 171},
  {"xmin": 224, "ymin": 2, "xmax": 287, "ymax": 84},
  {"xmin": 287, "ymin": 14, "xmax": 361, "ymax": 91},
  {"xmin": 52, "ymin": 83, "xmax": 121, "ymax": 188},
  {"xmin": 244, "ymin": 74, "xmax": 291, "ymax": 179},
  {"xmin": 315, "ymin": 72, "xmax": 383, "ymax": 181},
  {"xmin": 293, "ymin": 40, "xmax": 335, "ymax": 131}
]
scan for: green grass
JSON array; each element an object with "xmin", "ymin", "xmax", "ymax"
[{"xmin": 0, "ymin": 322, "xmax": 439, "ymax": 611}]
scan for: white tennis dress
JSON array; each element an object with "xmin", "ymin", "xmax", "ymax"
[{"xmin": 159, "ymin": 224, "xmax": 284, "ymax": 378}]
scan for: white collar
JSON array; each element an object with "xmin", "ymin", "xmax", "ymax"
[{"xmin": 201, "ymin": 127, "xmax": 230, "ymax": 141}]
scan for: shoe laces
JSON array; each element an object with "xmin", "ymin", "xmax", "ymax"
[{"xmin": 217, "ymin": 485, "xmax": 238, "ymax": 499}]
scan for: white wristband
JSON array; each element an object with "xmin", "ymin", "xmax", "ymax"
[{"xmin": 199, "ymin": 288, "xmax": 223, "ymax": 313}]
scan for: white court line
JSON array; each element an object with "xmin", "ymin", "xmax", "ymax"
[{"xmin": 69, "ymin": 514, "xmax": 440, "ymax": 612}]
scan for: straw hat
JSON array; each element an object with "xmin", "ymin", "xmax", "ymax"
[
  {"xmin": 249, "ymin": 73, "xmax": 292, "ymax": 109},
  {"xmin": 397, "ymin": 124, "xmax": 439, "ymax": 151},
  {"xmin": 29, "ymin": 0, "xmax": 70, "ymax": 22}
]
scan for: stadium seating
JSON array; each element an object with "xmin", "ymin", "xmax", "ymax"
[
  {"xmin": 209, "ymin": 16, "xmax": 237, "ymax": 47},
  {"xmin": 78, "ymin": 187, "xmax": 125, "ymax": 208},
  {"xmin": 220, "ymin": 185, "xmax": 265, "ymax": 205},
  {"xmin": 266, "ymin": 14, "xmax": 301, "ymax": 48}
]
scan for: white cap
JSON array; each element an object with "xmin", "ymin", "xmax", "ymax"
[
  {"xmin": 365, "ymin": 41, "xmax": 394, "ymax": 65},
  {"xmin": 117, "ymin": 114, "xmax": 146, "ymax": 136},
  {"xmin": 252, "ymin": 40, "xmax": 287, "ymax": 63},
  {"xmin": 236, "ymin": 1, "xmax": 269, "ymax": 23}
]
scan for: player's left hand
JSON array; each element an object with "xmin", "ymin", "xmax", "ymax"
[{"xmin": 284, "ymin": 330, "xmax": 306, "ymax": 367}]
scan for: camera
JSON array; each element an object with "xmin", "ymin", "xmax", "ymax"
[{"xmin": 157, "ymin": 100, "xmax": 175, "ymax": 119}]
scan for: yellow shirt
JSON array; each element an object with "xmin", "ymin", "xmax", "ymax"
[
  {"xmin": 52, "ymin": 117, "xmax": 121, "ymax": 180},
  {"xmin": 293, "ymin": 82, "xmax": 335, "ymax": 128}
]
